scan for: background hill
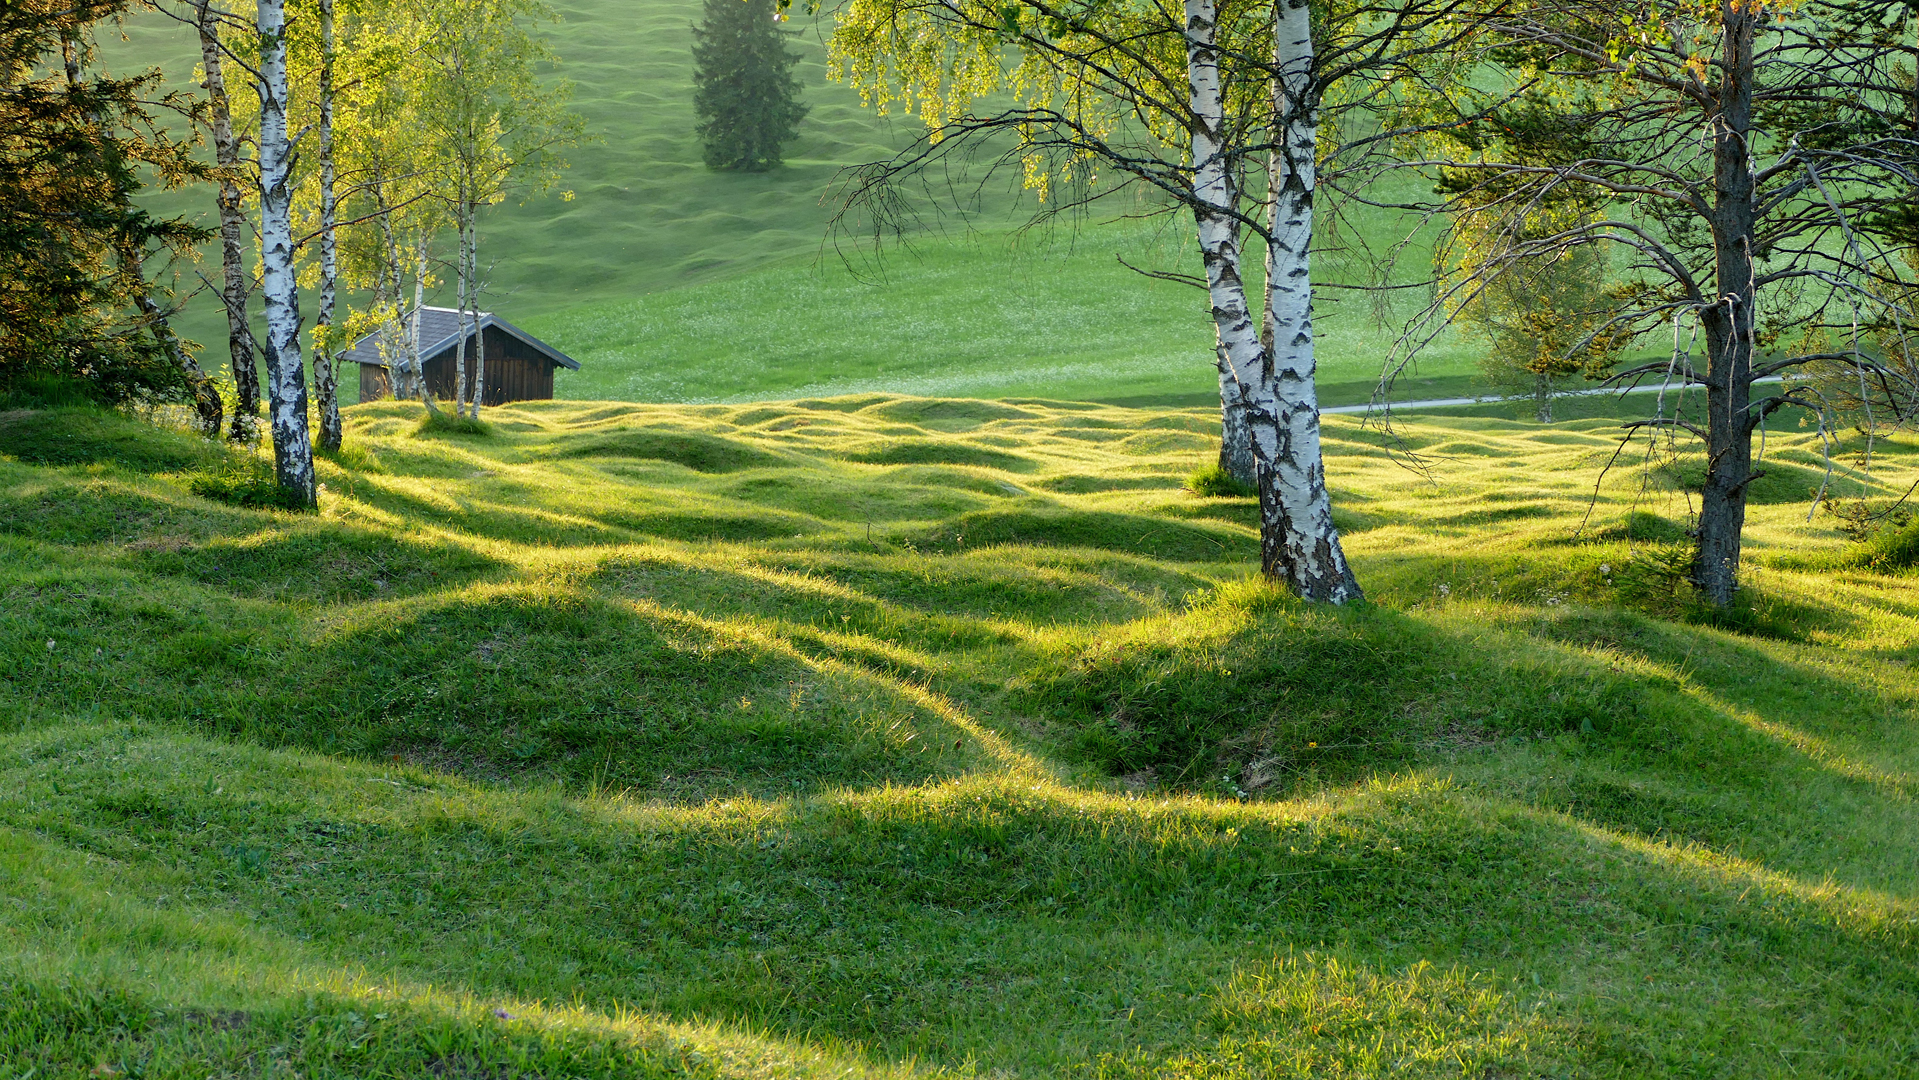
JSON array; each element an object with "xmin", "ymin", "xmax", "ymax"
[{"xmin": 106, "ymin": 0, "xmax": 1481, "ymax": 409}]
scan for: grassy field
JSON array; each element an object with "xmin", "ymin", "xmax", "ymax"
[
  {"xmin": 4, "ymin": 395, "xmax": 1918, "ymax": 1077},
  {"xmin": 106, "ymin": 1, "xmax": 1480, "ymax": 410}
]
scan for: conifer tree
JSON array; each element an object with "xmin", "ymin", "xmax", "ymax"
[{"xmin": 691, "ymin": 0, "xmax": 806, "ymax": 171}]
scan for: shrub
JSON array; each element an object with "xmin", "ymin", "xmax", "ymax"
[
  {"xmin": 416, "ymin": 410, "xmax": 492, "ymax": 438},
  {"xmin": 1823, "ymin": 497, "xmax": 1919, "ymax": 573},
  {"xmin": 1186, "ymin": 464, "xmax": 1255, "ymax": 498}
]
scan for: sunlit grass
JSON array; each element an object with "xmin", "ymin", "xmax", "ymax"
[{"xmin": 3, "ymin": 397, "xmax": 1918, "ymax": 1077}]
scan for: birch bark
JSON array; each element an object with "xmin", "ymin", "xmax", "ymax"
[
  {"xmin": 1251, "ymin": 0, "xmax": 1360, "ymax": 601},
  {"xmin": 1186, "ymin": 0, "xmax": 1359, "ymax": 600},
  {"xmin": 410, "ymin": 251, "xmax": 439, "ymax": 410},
  {"xmin": 192, "ymin": 0, "xmax": 261, "ymax": 441},
  {"xmin": 471, "ymin": 227, "xmax": 487, "ymax": 419},
  {"xmin": 1216, "ymin": 347, "xmax": 1255, "ymax": 484},
  {"xmin": 255, "ymin": 0, "xmax": 316, "ymax": 506},
  {"xmin": 314, "ymin": 0, "xmax": 342, "ymax": 452},
  {"xmin": 453, "ymin": 214, "xmax": 469, "ymax": 416}
]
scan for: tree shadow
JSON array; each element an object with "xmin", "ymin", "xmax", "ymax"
[{"xmin": 5, "ymin": 717, "xmax": 1916, "ymax": 1077}]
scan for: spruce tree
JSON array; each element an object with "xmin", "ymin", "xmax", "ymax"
[{"xmin": 691, "ymin": 0, "xmax": 807, "ymax": 171}]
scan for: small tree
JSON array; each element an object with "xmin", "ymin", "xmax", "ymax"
[
  {"xmin": 692, "ymin": 0, "xmax": 807, "ymax": 171},
  {"xmin": 1406, "ymin": 0, "xmax": 1919, "ymax": 606},
  {"xmin": 185, "ymin": 0, "xmax": 261, "ymax": 441},
  {"xmin": 253, "ymin": 0, "xmax": 317, "ymax": 507},
  {"xmin": 1447, "ymin": 230, "xmax": 1624, "ymax": 422},
  {"xmin": 1, "ymin": 0, "xmax": 213, "ymax": 416}
]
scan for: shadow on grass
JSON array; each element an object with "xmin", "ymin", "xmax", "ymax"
[
  {"xmin": 3, "ymin": 713, "xmax": 1916, "ymax": 1077},
  {"xmin": 549, "ymin": 429, "xmax": 788, "ymax": 473},
  {"xmin": 128, "ymin": 525, "xmax": 504, "ymax": 602},
  {"xmin": 1, "ymin": 579, "xmax": 969, "ymax": 801},
  {"xmin": 909, "ymin": 508, "xmax": 1256, "ymax": 563}
]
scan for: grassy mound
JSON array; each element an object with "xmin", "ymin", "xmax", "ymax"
[
  {"xmin": 4, "ymin": 398, "xmax": 1919, "ymax": 1077},
  {"xmin": 1017, "ymin": 582, "xmax": 1653, "ymax": 793},
  {"xmin": 0, "ymin": 406, "xmax": 225, "ymax": 471}
]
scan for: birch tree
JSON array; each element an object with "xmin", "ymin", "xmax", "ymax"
[
  {"xmin": 254, "ymin": 0, "xmax": 316, "ymax": 505},
  {"xmin": 2, "ymin": 1, "xmax": 213, "ymax": 415},
  {"xmin": 1405, "ymin": 0, "xmax": 1919, "ymax": 606},
  {"xmin": 413, "ymin": 0, "xmax": 577, "ymax": 421},
  {"xmin": 326, "ymin": 1, "xmax": 442, "ymax": 409},
  {"xmin": 187, "ymin": 0, "xmax": 262, "ymax": 441},
  {"xmin": 310, "ymin": 0, "xmax": 342, "ymax": 451},
  {"xmin": 827, "ymin": 0, "xmax": 1480, "ymax": 599}
]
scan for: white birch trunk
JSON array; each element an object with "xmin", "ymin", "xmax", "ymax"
[
  {"xmin": 1187, "ymin": 0, "xmax": 1358, "ymax": 600},
  {"xmin": 194, "ymin": 0, "xmax": 261, "ymax": 441},
  {"xmin": 375, "ymin": 193, "xmax": 409, "ymax": 399},
  {"xmin": 314, "ymin": 0, "xmax": 342, "ymax": 452},
  {"xmin": 454, "ymin": 211, "xmax": 470, "ymax": 417},
  {"xmin": 255, "ymin": 0, "xmax": 316, "ymax": 507},
  {"xmin": 411, "ymin": 252, "xmax": 436, "ymax": 410},
  {"xmin": 470, "ymin": 222, "xmax": 487, "ymax": 420},
  {"xmin": 1251, "ymin": 0, "xmax": 1358, "ymax": 601}
]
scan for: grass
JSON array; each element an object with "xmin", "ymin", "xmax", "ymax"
[
  {"xmin": 104, "ymin": 2, "xmax": 1485, "ymax": 411},
  {"xmin": 4, "ymin": 395, "xmax": 1919, "ymax": 1077}
]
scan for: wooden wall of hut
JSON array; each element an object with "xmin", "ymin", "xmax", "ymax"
[
  {"xmin": 422, "ymin": 325, "xmax": 556, "ymax": 405},
  {"xmin": 358, "ymin": 324, "xmax": 558, "ymax": 405}
]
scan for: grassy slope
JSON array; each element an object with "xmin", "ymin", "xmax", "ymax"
[
  {"xmin": 107, "ymin": 3, "xmax": 1477, "ymax": 410},
  {"xmin": 4, "ymin": 399, "xmax": 1918, "ymax": 1077}
]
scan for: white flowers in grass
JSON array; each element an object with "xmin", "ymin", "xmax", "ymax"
[{"xmin": 45, "ymin": 639, "xmax": 55, "ymax": 652}]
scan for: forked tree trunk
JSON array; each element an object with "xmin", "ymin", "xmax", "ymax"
[
  {"xmin": 1692, "ymin": 1, "xmax": 1759, "ymax": 607},
  {"xmin": 193, "ymin": 0, "xmax": 261, "ymax": 441},
  {"xmin": 255, "ymin": 0, "xmax": 316, "ymax": 507},
  {"xmin": 314, "ymin": 0, "xmax": 342, "ymax": 452},
  {"xmin": 1185, "ymin": 0, "xmax": 1359, "ymax": 601}
]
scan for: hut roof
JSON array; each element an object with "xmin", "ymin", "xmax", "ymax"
[{"xmin": 342, "ymin": 307, "xmax": 580, "ymax": 371}]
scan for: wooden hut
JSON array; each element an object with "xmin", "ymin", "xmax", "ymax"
[{"xmin": 346, "ymin": 307, "xmax": 580, "ymax": 405}]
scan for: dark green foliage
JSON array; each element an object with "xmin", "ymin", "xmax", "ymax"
[
  {"xmin": 0, "ymin": 1, "xmax": 208, "ymax": 405},
  {"xmin": 1185, "ymin": 463, "xmax": 1255, "ymax": 498},
  {"xmin": 690, "ymin": 0, "xmax": 807, "ymax": 170}
]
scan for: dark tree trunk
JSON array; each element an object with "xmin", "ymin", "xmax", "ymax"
[{"xmin": 1693, "ymin": 2, "xmax": 1758, "ymax": 608}]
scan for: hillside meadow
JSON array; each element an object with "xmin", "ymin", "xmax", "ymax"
[
  {"xmin": 104, "ymin": 1, "xmax": 1482, "ymax": 409},
  {"xmin": 2, "ymin": 396, "xmax": 1917, "ymax": 1077}
]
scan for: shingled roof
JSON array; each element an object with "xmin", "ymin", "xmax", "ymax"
[{"xmin": 341, "ymin": 306, "xmax": 580, "ymax": 370}]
